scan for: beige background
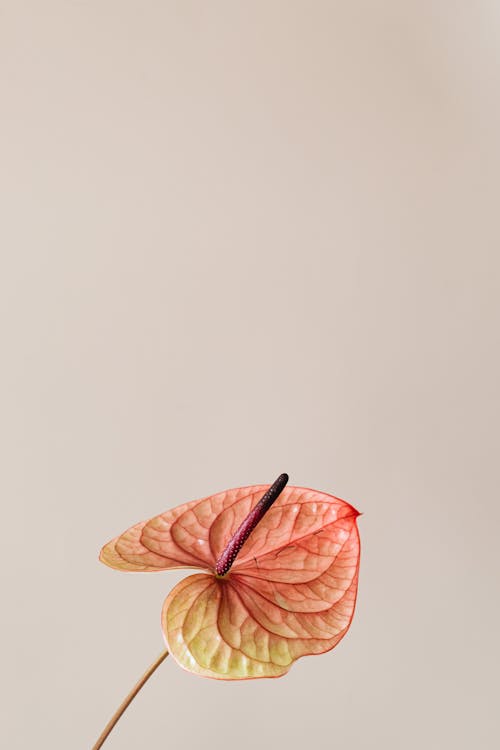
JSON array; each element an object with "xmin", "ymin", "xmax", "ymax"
[{"xmin": 1, "ymin": 2, "xmax": 499, "ymax": 748}]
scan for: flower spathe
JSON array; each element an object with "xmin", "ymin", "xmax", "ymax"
[{"xmin": 100, "ymin": 482, "xmax": 361, "ymax": 680}]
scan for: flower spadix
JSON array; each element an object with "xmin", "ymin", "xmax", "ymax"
[{"xmin": 100, "ymin": 474, "xmax": 360, "ymax": 680}]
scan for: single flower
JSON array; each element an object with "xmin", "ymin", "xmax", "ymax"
[{"xmin": 100, "ymin": 474, "xmax": 361, "ymax": 680}]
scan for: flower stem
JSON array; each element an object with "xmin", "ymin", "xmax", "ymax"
[{"xmin": 92, "ymin": 649, "xmax": 169, "ymax": 750}]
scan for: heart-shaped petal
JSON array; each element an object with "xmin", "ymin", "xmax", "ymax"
[{"xmin": 101, "ymin": 480, "xmax": 361, "ymax": 679}]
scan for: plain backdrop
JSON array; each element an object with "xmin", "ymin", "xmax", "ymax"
[{"xmin": 1, "ymin": 2, "xmax": 499, "ymax": 749}]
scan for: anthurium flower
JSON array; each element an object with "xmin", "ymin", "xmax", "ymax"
[{"xmin": 100, "ymin": 474, "xmax": 361, "ymax": 680}]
